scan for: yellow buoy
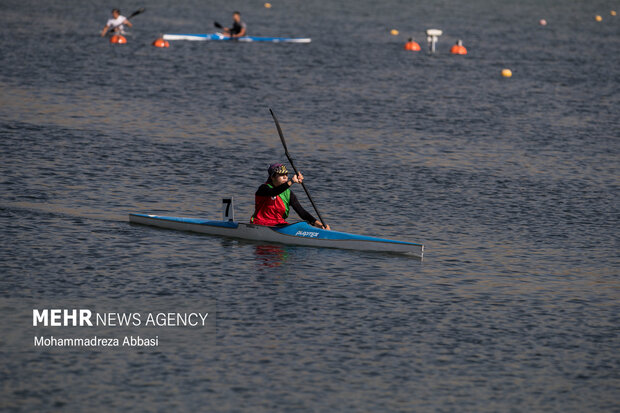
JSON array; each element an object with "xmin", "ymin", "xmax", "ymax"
[
  {"xmin": 264, "ymin": 2, "xmax": 272, "ymax": 8},
  {"xmin": 501, "ymin": 68, "xmax": 512, "ymax": 78},
  {"xmin": 595, "ymin": 15, "xmax": 603, "ymax": 21},
  {"xmin": 390, "ymin": 29, "xmax": 399, "ymax": 36},
  {"xmin": 611, "ymin": 10, "xmax": 617, "ymax": 16}
]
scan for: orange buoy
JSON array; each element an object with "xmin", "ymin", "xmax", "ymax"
[
  {"xmin": 152, "ymin": 38, "xmax": 170, "ymax": 48},
  {"xmin": 404, "ymin": 38, "xmax": 421, "ymax": 51},
  {"xmin": 450, "ymin": 40, "xmax": 467, "ymax": 55},
  {"xmin": 109, "ymin": 34, "xmax": 127, "ymax": 44},
  {"xmin": 450, "ymin": 45, "xmax": 467, "ymax": 55}
]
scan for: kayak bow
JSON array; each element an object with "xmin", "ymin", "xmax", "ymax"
[
  {"xmin": 162, "ymin": 33, "xmax": 311, "ymax": 43},
  {"xmin": 129, "ymin": 214, "xmax": 423, "ymax": 258}
]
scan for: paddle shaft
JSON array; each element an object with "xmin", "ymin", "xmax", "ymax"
[
  {"xmin": 128, "ymin": 8, "xmax": 145, "ymax": 19},
  {"xmin": 269, "ymin": 108, "xmax": 328, "ymax": 228}
]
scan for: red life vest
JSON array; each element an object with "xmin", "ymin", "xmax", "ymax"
[{"xmin": 251, "ymin": 183, "xmax": 291, "ymax": 226}]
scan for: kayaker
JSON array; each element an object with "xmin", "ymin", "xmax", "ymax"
[
  {"xmin": 100, "ymin": 8, "xmax": 133, "ymax": 37},
  {"xmin": 222, "ymin": 11, "xmax": 247, "ymax": 38},
  {"xmin": 251, "ymin": 163, "xmax": 330, "ymax": 230}
]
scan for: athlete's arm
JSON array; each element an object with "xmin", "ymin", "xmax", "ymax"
[{"xmin": 289, "ymin": 191, "xmax": 317, "ymax": 224}]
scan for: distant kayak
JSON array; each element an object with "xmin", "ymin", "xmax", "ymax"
[{"xmin": 162, "ymin": 32, "xmax": 311, "ymax": 43}]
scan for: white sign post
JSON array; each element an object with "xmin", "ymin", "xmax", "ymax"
[{"xmin": 426, "ymin": 29, "xmax": 442, "ymax": 53}]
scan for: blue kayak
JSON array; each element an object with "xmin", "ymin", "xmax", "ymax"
[
  {"xmin": 162, "ymin": 33, "xmax": 311, "ymax": 43},
  {"xmin": 129, "ymin": 214, "xmax": 423, "ymax": 258}
]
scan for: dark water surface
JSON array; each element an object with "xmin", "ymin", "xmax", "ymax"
[{"xmin": 1, "ymin": 0, "xmax": 618, "ymax": 411}]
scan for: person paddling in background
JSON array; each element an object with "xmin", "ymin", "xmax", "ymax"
[
  {"xmin": 100, "ymin": 8, "xmax": 132, "ymax": 37},
  {"xmin": 222, "ymin": 11, "xmax": 247, "ymax": 38},
  {"xmin": 251, "ymin": 163, "xmax": 330, "ymax": 230}
]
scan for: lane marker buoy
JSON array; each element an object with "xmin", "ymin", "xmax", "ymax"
[
  {"xmin": 450, "ymin": 40, "xmax": 467, "ymax": 55},
  {"xmin": 110, "ymin": 34, "xmax": 127, "ymax": 44},
  {"xmin": 152, "ymin": 38, "xmax": 170, "ymax": 48},
  {"xmin": 404, "ymin": 38, "xmax": 420, "ymax": 51},
  {"xmin": 502, "ymin": 68, "xmax": 512, "ymax": 78}
]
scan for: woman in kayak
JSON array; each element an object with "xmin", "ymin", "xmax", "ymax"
[
  {"xmin": 251, "ymin": 163, "xmax": 330, "ymax": 229},
  {"xmin": 100, "ymin": 8, "xmax": 133, "ymax": 37}
]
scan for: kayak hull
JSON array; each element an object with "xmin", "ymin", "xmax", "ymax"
[
  {"xmin": 129, "ymin": 214, "xmax": 423, "ymax": 258},
  {"xmin": 162, "ymin": 33, "xmax": 311, "ymax": 43}
]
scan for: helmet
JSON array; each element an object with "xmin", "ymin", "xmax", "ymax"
[{"xmin": 268, "ymin": 163, "xmax": 288, "ymax": 177}]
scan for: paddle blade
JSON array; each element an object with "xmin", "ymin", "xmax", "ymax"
[
  {"xmin": 214, "ymin": 21, "xmax": 223, "ymax": 29},
  {"xmin": 128, "ymin": 8, "xmax": 145, "ymax": 19}
]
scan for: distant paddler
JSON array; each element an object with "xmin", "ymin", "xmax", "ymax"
[
  {"xmin": 100, "ymin": 8, "xmax": 133, "ymax": 37},
  {"xmin": 251, "ymin": 163, "xmax": 330, "ymax": 230},
  {"xmin": 215, "ymin": 11, "xmax": 247, "ymax": 38}
]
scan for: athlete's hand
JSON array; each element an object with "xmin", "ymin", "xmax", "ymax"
[
  {"xmin": 291, "ymin": 172, "xmax": 304, "ymax": 184},
  {"xmin": 314, "ymin": 221, "xmax": 330, "ymax": 230}
]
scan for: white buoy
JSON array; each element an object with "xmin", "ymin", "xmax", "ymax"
[{"xmin": 426, "ymin": 29, "xmax": 442, "ymax": 53}]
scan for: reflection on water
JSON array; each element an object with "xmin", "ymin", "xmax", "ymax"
[{"xmin": 254, "ymin": 244, "xmax": 290, "ymax": 268}]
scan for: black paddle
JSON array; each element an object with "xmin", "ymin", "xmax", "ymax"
[
  {"xmin": 127, "ymin": 8, "xmax": 145, "ymax": 19},
  {"xmin": 269, "ymin": 108, "xmax": 329, "ymax": 229},
  {"xmin": 214, "ymin": 21, "xmax": 235, "ymax": 39}
]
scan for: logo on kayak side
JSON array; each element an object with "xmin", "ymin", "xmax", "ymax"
[{"xmin": 295, "ymin": 231, "xmax": 319, "ymax": 238}]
